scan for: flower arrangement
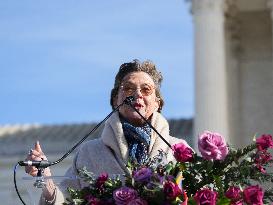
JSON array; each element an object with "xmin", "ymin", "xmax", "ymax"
[{"xmin": 64, "ymin": 132, "xmax": 273, "ymax": 205}]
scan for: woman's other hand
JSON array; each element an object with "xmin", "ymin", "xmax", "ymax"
[
  {"xmin": 25, "ymin": 141, "xmax": 56, "ymax": 201},
  {"xmin": 25, "ymin": 141, "xmax": 52, "ymax": 177}
]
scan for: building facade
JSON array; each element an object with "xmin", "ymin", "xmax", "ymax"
[{"xmin": 192, "ymin": 0, "xmax": 273, "ymax": 147}]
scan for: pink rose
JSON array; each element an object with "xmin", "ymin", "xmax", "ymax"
[
  {"xmin": 133, "ymin": 167, "xmax": 152, "ymax": 183},
  {"xmin": 225, "ymin": 186, "xmax": 242, "ymax": 201},
  {"xmin": 231, "ymin": 200, "xmax": 243, "ymax": 205},
  {"xmin": 255, "ymin": 151, "xmax": 272, "ymax": 164},
  {"xmin": 172, "ymin": 142, "xmax": 194, "ymax": 162},
  {"xmin": 95, "ymin": 172, "xmax": 108, "ymax": 188},
  {"xmin": 127, "ymin": 198, "xmax": 148, "ymax": 205},
  {"xmin": 256, "ymin": 134, "xmax": 273, "ymax": 151},
  {"xmin": 113, "ymin": 187, "xmax": 137, "ymax": 205},
  {"xmin": 163, "ymin": 181, "xmax": 182, "ymax": 200},
  {"xmin": 255, "ymin": 151, "xmax": 272, "ymax": 173},
  {"xmin": 85, "ymin": 195, "xmax": 100, "ymax": 205},
  {"xmin": 256, "ymin": 164, "xmax": 266, "ymax": 174},
  {"xmin": 198, "ymin": 131, "xmax": 228, "ymax": 160},
  {"xmin": 194, "ymin": 188, "xmax": 218, "ymax": 205},
  {"xmin": 243, "ymin": 185, "xmax": 264, "ymax": 205}
]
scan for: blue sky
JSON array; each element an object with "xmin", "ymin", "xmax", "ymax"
[{"xmin": 0, "ymin": 0, "xmax": 194, "ymax": 125}]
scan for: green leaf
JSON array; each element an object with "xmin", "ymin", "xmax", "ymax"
[
  {"xmin": 187, "ymin": 197, "xmax": 197, "ymax": 205},
  {"xmin": 165, "ymin": 163, "xmax": 175, "ymax": 174},
  {"xmin": 206, "ymin": 160, "xmax": 214, "ymax": 172},
  {"xmin": 141, "ymin": 187, "xmax": 165, "ymax": 205},
  {"xmin": 213, "ymin": 175, "xmax": 224, "ymax": 196},
  {"xmin": 72, "ymin": 198, "xmax": 85, "ymax": 205},
  {"xmin": 216, "ymin": 197, "xmax": 230, "ymax": 205}
]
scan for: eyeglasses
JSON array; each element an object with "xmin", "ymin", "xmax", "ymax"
[{"xmin": 120, "ymin": 83, "xmax": 155, "ymax": 96}]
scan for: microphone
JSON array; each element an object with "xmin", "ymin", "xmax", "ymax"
[
  {"xmin": 18, "ymin": 160, "xmax": 52, "ymax": 168},
  {"xmin": 124, "ymin": 96, "xmax": 135, "ymax": 104},
  {"xmin": 124, "ymin": 96, "xmax": 173, "ymax": 149}
]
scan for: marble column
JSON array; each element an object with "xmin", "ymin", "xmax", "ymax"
[
  {"xmin": 268, "ymin": 0, "xmax": 273, "ymax": 18},
  {"xmin": 268, "ymin": 0, "xmax": 273, "ymax": 56},
  {"xmin": 266, "ymin": 0, "xmax": 273, "ymax": 173},
  {"xmin": 192, "ymin": 0, "xmax": 229, "ymax": 147}
]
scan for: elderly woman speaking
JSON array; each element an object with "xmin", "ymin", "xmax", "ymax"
[{"xmin": 25, "ymin": 59, "xmax": 191, "ymax": 204}]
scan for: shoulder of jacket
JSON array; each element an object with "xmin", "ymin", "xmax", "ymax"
[
  {"xmin": 152, "ymin": 112, "xmax": 169, "ymax": 129},
  {"xmin": 73, "ymin": 139, "xmax": 107, "ymax": 169},
  {"xmin": 78, "ymin": 138, "xmax": 104, "ymax": 151}
]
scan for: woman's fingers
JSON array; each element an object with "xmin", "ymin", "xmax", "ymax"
[
  {"xmin": 33, "ymin": 141, "xmax": 47, "ymax": 160},
  {"xmin": 26, "ymin": 150, "xmax": 43, "ymax": 162},
  {"xmin": 25, "ymin": 141, "xmax": 49, "ymax": 176},
  {"xmin": 35, "ymin": 141, "xmax": 42, "ymax": 153},
  {"xmin": 26, "ymin": 167, "xmax": 38, "ymax": 176},
  {"xmin": 25, "ymin": 164, "xmax": 38, "ymax": 176},
  {"xmin": 31, "ymin": 149, "xmax": 44, "ymax": 158}
]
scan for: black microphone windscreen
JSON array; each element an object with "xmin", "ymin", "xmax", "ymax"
[
  {"xmin": 124, "ymin": 96, "xmax": 135, "ymax": 105},
  {"xmin": 18, "ymin": 160, "xmax": 51, "ymax": 168}
]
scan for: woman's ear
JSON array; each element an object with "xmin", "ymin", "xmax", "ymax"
[
  {"xmin": 113, "ymin": 96, "xmax": 118, "ymax": 108},
  {"xmin": 155, "ymin": 98, "xmax": 160, "ymax": 111}
]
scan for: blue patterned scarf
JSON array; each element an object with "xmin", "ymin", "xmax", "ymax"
[{"xmin": 121, "ymin": 118, "xmax": 151, "ymax": 164}]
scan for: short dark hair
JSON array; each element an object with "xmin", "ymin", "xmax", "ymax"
[{"xmin": 110, "ymin": 59, "xmax": 164, "ymax": 112}]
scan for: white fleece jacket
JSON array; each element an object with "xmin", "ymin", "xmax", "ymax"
[{"xmin": 41, "ymin": 111, "xmax": 190, "ymax": 204}]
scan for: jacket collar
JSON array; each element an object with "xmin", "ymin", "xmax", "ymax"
[{"xmin": 101, "ymin": 111, "xmax": 171, "ymax": 163}]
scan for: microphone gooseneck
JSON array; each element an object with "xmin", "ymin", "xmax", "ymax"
[
  {"xmin": 124, "ymin": 96, "xmax": 173, "ymax": 150},
  {"xmin": 18, "ymin": 96, "xmax": 131, "ymax": 168}
]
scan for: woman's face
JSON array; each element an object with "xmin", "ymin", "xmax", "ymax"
[{"xmin": 115, "ymin": 71, "xmax": 159, "ymax": 126}]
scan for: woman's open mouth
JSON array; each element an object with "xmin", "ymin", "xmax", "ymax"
[{"xmin": 133, "ymin": 102, "xmax": 143, "ymax": 109}]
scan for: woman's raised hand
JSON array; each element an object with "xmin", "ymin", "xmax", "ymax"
[{"xmin": 25, "ymin": 141, "xmax": 52, "ymax": 177}]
